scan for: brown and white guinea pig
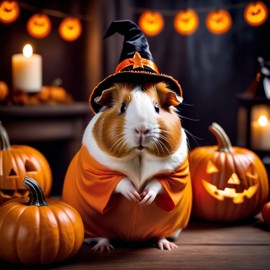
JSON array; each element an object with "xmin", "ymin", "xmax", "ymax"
[{"xmin": 62, "ymin": 81, "xmax": 192, "ymax": 252}]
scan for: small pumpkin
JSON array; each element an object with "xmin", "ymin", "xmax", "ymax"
[
  {"xmin": 244, "ymin": 1, "xmax": 268, "ymax": 27},
  {"xmin": 27, "ymin": 13, "xmax": 51, "ymax": 38},
  {"xmin": 59, "ymin": 17, "xmax": 82, "ymax": 41},
  {"xmin": 138, "ymin": 10, "xmax": 164, "ymax": 36},
  {"xmin": 174, "ymin": 9, "xmax": 199, "ymax": 35},
  {"xmin": 0, "ymin": 0, "xmax": 20, "ymax": 24},
  {"xmin": 206, "ymin": 9, "xmax": 232, "ymax": 34},
  {"xmin": 0, "ymin": 80, "xmax": 9, "ymax": 101},
  {"xmin": 0, "ymin": 122, "xmax": 52, "ymax": 204},
  {"xmin": 261, "ymin": 201, "xmax": 270, "ymax": 225},
  {"xmin": 189, "ymin": 122, "xmax": 269, "ymax": 222},
  {"xmin": 0, "ymin": 176, "xmax": 84, "ymax": 265},
  {"xmin": 38, "ymin": 85, "xmax": 71, "ymax": 103}
]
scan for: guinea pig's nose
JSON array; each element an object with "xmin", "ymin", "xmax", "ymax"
[{"xmin": 135, "ymin": 127, "xmax": 150, "ymax": 135}]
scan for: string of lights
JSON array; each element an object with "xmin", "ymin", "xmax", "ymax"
[{"xmin": 0, "ymin": 1, "xmax": 268, "ymax": 41}]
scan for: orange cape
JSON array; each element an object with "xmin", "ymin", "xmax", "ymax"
[{"xmin": 62, "ymin": 145, "xmax": 192, "ymax": 241}]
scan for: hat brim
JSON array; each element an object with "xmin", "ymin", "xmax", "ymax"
[{"xmin": 89, "ymin": 70, "xmax": 183, "ymax": 113}]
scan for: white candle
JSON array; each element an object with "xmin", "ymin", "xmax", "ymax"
[
  {"xmin": 251, "ymin": 115, "xmax": 270, "ymax": 150},
  {"xmin": 12, "ymin": 44, "xmax": 42, "ymax": 93}
]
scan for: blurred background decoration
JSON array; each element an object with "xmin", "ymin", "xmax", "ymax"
[{"xmin": 1, "ymin": 0, "xmax": 270, "ymax": 194}]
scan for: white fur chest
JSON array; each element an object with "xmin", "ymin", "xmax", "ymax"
[{"xmin": 82, "ymin": 113, "xmax": 187, "ymax": 190}]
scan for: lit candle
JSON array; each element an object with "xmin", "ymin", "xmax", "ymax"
[
  {"xmin": 12, "ymin": 44, "xmax": 42, "ymax": 92},
  {"xmin": 251, "ymin": 115, "xmax": 270, "ymax": 150}
]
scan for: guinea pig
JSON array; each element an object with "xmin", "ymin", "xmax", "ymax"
[{"xmin": 62, "ymin": 81, "xmax": 192, "ymax": 251}]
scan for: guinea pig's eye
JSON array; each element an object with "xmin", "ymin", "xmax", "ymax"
[
  {"xmin": 154, "ymin": 102, "xmax": 160, "ymax": 114},
  {"xmin": 120, "ymin": 101, "xmax": 126, "ymax": 114}
]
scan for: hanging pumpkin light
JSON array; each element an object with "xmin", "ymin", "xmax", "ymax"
[
  {"xmin": 244, "ymin": 1, "xmax": 268, "ymax": 27},
  {"xmin": 59, "ymin": 17, "xmax": 82, "ymax": 41},
  {"xmin": 206, "ymin": 9, "xmax": 232, "ymax": 34},
  {"xmin": 189, "ymin": 122, "xmax": 269, "ymax": 222},
  {"xmin": 0, "ymin": 0, "xmax": 19, "ymax": 24},
  {"xmin": 138, "ymin": 10, "xmax": 164, "ymax": 36},
  {"xmin": 27, "ymin": 13, "xmax": 51, "ymax": 38},
  {"xmin": 174, "ymin": 9, "xmax": 199, "ymax": 35}
]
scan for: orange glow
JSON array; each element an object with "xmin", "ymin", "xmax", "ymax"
[
  {"xmin": 206, "ymin": 9, "xmax": 232, "ymax": 34},
  {"xmin": 27, "ymin": 14, "xmax": 51, "ymax": 38},
  {"xmin": 174, "ymin": 9, "xmax": 199, "ymax": 35},
  {"xmin": 138, "ymin": 10, "xmax": 164, "ymax": 36},
  {"xmin": 244, "ymin": 1, "xmax": 268, "ymax": 26},
  {"xmin": 0, "ymin": 0, "xmax": 19, "ymax": 24},
  {"xmin": 59, "ymin": 17, "xmax": 82, "ymax": 41}
]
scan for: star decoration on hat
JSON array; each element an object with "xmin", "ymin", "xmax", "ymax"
[{"xmin": 130, "ymin": 52, "xmax": 149, "ymax": 69}]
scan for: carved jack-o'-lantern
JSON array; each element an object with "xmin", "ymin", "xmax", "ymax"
[
  {"xmin": 27, "ymin": 14, "xmax": 51, "ymax": 38},
  {"xmin": 189, "ymin": 122, "xmax": 269, "ymax": 222},
  {"xmin": 0, "ymin": 0, "xmax": 19, "ymax": 24},
  {"xmin": 59, "ymin": 17, "xmax": 82, "ymax": 41},
  {"xmin": 174, "ymin": 9, "xmax": 199, "ymax": 35},
  {"xmin": 206, "ymin": 9, "xmax": 232, "ymax": 34},
  {"xmin": 244, "ymin": 1, "xmax": 268, "ymax": 27},
  {"xmin": 138, "ymin": 10, "xmax": 164, "ymax": 36},
  {"xmin": 0, "ymin": 122, "xmax": 52, "ymax": 204}
]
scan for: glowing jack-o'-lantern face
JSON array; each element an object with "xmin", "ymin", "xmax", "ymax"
[
  {"xmin": 138, "ymin": 11, "xmax": 164, "ymax": 36},
  {"xmin": 59, "ymin": 17, "xmax": 82, "ymax": 41},
  {"xmin": 206, "ymin": 9, "xmax": 232, "ymax": 34},
  {"xmin": 202, "ymin": 160, "xmax": 259, "ymax": 204},
  {"xmin": 0, "ymin": 123, "xmax": 52, "ymax": 204},
  {"xmin": 189, "ymin": 122, "xmax": 269, "ymax": 222},
  {"xmin": 0, "ymin": 0, "xmax": 20, "ymax": 24},
  {"xmin": 174, "ymin": 9, "xmax": 199, "ymax": 35},
  {"xmin": 244, "ymin": 1, "xmax": 268, "ymax": 27},
  {"xmin": 27, "ymin": 14, "xmax": 51, "ymax": 38}
]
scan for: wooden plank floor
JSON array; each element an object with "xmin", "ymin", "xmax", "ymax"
[{"xmin": 0, "ymin": 215, "xmax": 269, "ymax": 270}]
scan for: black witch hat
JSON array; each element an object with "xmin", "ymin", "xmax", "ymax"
[{"xmin": 89, "ymin": 20, "xmax": 183, "ymax": 113}]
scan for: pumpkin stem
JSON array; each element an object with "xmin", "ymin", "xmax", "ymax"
[
  {"xmin": 23, "ymin": 176, "xmax": 48, "ymax": 207},
  {"xmin": 0, "ymin": 121, "xmax": 11, "ymax": 150},
  {"xmin": 209, "ymin": 122, "xmax": 232, "ymax": 152}
]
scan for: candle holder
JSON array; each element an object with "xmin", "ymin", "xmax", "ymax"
[
  {"xmin": 237, "ymin": 57, "xmax": 270, "ymax": 150},
  {"xmin": 237, "ymin": 57, "xmax": 270, "ymax": 172}
]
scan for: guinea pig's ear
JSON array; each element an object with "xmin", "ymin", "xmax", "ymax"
[
  {"xmin": 156, "ymin": 82, "xmax": 183, "ymax": 108},
  {"xmin": 94, "ymin": 86, "xmax": 115, "ymax": 107}
]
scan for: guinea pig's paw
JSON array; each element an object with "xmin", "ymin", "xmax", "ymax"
[
  {"xmin": 140, "ymin": 180, "xmax": 163, "ymax": 205},
  {"xmin": 90, "ymin": 238, "xmax": 115, "ymax": 252},
  {"xmin": 115, "ymin": 178, "xmax": 141, "ymax": 202},
  {"xmin": 156, "ymin": 238, "xmax": 178, "ymax": 251}
]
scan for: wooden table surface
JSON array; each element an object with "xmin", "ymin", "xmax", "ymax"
[{"xmin": 0, "ymin": 215, "xmax": 269, "ymax": 270}]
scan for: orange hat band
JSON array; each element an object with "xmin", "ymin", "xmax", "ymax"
[{"xmin": 115, "ymin": 52, "xmax": 159, "ymax": 74}]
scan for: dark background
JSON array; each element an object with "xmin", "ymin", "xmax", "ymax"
[{"xmin": 1, "ymin": 0, "xmax": 270, "ymax": 194}]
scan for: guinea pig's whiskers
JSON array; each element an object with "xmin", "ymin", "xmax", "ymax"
[{"xmin": 110, "ymin": 135, "xmax": 126, "ymax": 154}]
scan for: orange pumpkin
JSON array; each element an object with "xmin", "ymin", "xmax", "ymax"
[
  {"xmin": 37, "ymin": 85, "xmax": 73, "ymax": 104},
  {"xmin": 138, "ymin": 10, "xmax": 164, "ymax": 36},
  {"xmin": 261, "ymin": 201, "xmax": 270, "ymax": 225},
  {"xmin": 59, "ymin": 17, "xmax": 82, "ymax": 41},
  {"xmin": 0, "ymin": 176, "xmax": 84, "ymax": 265},
  {"xmin": 0, "ymin": 122, "xmax": 52, "ymax": 204},
  {"xmin": 244, "ymin": 1, "xmax": 268, "ymax": 27},
  {"xmin": 0, "ymin": 0, "xmax": 19, "ymax": 24},
  {"xmin": 174, "ymin": 9, "xmax": 199, "ymax": 35},
  {"xmin": 206, "ymin": 9, "xmax": 232, "ymax": 34},
  {"xmin": 189, "ymin": 122, "xmax": 269, "ymax": 222},
  {"xmin": 0, "ymin": 80, "xmax": 9, "ymax": 101},
  {"xmin": 27, "ymin": 13, "xmax": 51, "ymax": 38}
]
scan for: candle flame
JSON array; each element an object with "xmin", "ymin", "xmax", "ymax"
[
  {"xmin": 258, "ymin": 115, "xmax": 268, "ymax": 126},
  {"xmin": 23, "ymin": 44, "xmax": 33, "ymax": 58}
]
